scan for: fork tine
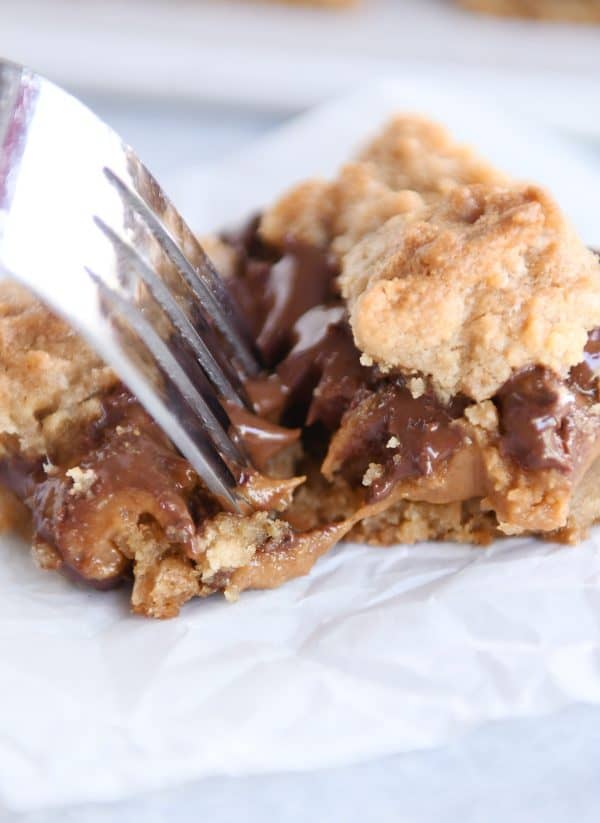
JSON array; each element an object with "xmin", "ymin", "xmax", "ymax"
[
  {"xmin": 87, "ymin": 269, "xmax": 252, "ymax": 512},
  {"xmin": 94, "ymin": 216, "xmax": 249, "ymax": 409},
  {"xmin": 0, "ymin": 61, "xmax": 261, "ymax": 514},
  {"xmin": 101, "ymin": 166, "xmax": 257, "ymax": 405},
  {"xmin": 87, "ymin": 262, "xmax": 250, "ymax": 471},
  {"xmin": 103, "ymin": 166, "xmax": 262, "ymax": 379}
]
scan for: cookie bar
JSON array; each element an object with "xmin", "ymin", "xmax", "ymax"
[
  {"xmin": 234, "ymin": 116, "xmax": 600, "ymax": 541},
  {"xmin": 0, "ymin": 282, "xmax": 350, "ymax": 617},
  {"xmin": 1, "ymin": 114, "xmax": 599, "ymax": 617}
]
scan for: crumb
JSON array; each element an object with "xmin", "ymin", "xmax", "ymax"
[
  {"xmin": 66, "ymin": 467, "xmax": 98, "ymax": 497},
  {"xmin": 31, "ymin": 539, "xmax": 63, "ymax": 571},
  {"xmin": 362, "ymin": 463, "xmax": 384, "ymax": 487},
  {"xmin": 199, "ymin": 511, "xmax": 290, "ymax": 581},
  {"xmin": 464, "ymin": 400, "xmax": 499, "ymax": 431}
]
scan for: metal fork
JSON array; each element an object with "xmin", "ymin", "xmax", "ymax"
[{"xmin": 0, "ymin": 59, "xmax": 262, "ymax": 513}]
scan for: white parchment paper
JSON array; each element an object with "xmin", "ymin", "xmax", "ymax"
[{"xmin": 2, "ymin": 81, "xmax": 600, "ymax": 812}]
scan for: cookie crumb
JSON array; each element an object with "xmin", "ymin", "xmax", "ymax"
[
  {"xmin": 362, "ymin": 463, "xmax": 384, "ymax": 487},
  {"xmin": 407, "ymin": 377, "xmax": 426, "ymax": 399},
  {"xmin": 66, "ymin": 467, "xmax": 98, "ymax": 497},
  {"xmin": 464, "ymin": 401, "xmax": 499, "ymax": 431},
  {"xmin": 31, "ymin": 539, "xmax": 62, "ymax": 571}
]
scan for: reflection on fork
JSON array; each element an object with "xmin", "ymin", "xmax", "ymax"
[{"xmin": 0, "ymin": 59, "xmax": 267, "ymax": 512}]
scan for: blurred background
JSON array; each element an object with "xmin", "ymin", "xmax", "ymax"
[{"xmin": 1, "ymin": 0, "xmax": 598, "ymax": 184}]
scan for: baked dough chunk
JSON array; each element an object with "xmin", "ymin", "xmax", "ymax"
[
  {"xmin": 261, "ymin": 116, "xmax": 508, "ymax": 257},
  {"xmin": 341, "ymin": 184, "xmax": 600, "ymax": 401}
]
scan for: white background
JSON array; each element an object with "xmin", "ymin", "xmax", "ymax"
[{"xmin": 2, "ymin": 1, "xmax": 600, "ymax": 821}]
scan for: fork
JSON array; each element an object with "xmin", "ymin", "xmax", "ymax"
[{"xmin": 0, "ymin": 59, "xmax": 263, "ymax": 513}]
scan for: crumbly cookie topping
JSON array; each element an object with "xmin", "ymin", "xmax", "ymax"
[{"xmin": 342, "ymin": 184, "xmax": 600, "ymax": 400}]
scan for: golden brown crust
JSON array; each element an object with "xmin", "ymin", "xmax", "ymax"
[
  {"xmin": 262, "ymin": 117, "xmax": 600, "ymax": 403},
  {"xmin": 260, "ymin": 116, "xmax": 506, "ymax": 259},
  {"xmin": 341, "ymin": 184, "xmax": 600, "ymax": 401},
  {"xmin": 349, "ymin": 498, "xmax": 498, "ymax": 547},
  {"xmin": 0, "ymin": 281, "xmax": 117, "ymax": 460},
  {"xmin": 260, "ymin": 164, "xmax": 425, "ymax": 257},
  {"xmin": 357, "ymin": 115, "xmax": 509, "ymax": 194}
]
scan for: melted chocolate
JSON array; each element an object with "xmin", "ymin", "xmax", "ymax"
[
  {"xmin": 0, "ymin": 454, "xmax": 43, "ymax": 502},
  {"xmin": 0, "ymin": 389, "xmax": 205, "ymax": 586},
  {"xmin": 244, "ymin": 374, "xmax": 288, "ymax": 420},
  {"xmin": 225, "ymin": 404, "xmax": 300, "ymax": 471},
  {"xmin": 225, "ymin": 220, "xmax": 339, "ymax": 367},
  {"xmin": 276, "ymin": 306, "xmax": 374, "ymax": 429},
  {"xmin": 381, "ymin": 387, "xmax": 466, "ymax": 494},
  {"xmin": 496, "ymin": 329, "xmax": 600, "ymax": 473},
  {"xmin": 569, "ymin": 327, "xmax": 600, "ymax": 397},
  {"xmin": 222, "ymin": 213, "xmax": 276, "ymax": 264},
  {"xmin": 7, "ymin": 213, "xmax": 599, "ymax": 590},
  {"xmin": 225, "ymin": 222, "xmax": 600, "ymax": 495},
  {"xmin": 257, "ymin": 242, "xmax": 339, "ymax": 364},
  {"xmin": 324, "ymin": 382, "xmax": 466, "ymax": 500},
  {"xmin": 224, "ymin": 216, "xmax": 469, "ymax": 498},
  {"xmin": 496, "ymin": 366, "xmax": 575, "ymax": 471},
  {"xmin": 224, "ymin": 217, "xmax": 373, "ymax": 431}
]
